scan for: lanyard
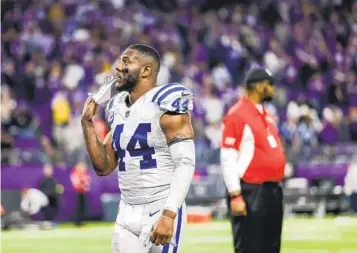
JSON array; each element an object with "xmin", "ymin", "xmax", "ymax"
[
  {"xmin": 255, "ymin": 105, "xmax": 271, "ymax": 135},
  {"xmin": 242, "ymin": 96, "xmax": 272, "ymax": 135}
]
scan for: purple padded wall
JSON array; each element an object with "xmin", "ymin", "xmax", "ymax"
[{"xmin": 1, "ymin": 165, "xmax": 119, "ymax": 221}]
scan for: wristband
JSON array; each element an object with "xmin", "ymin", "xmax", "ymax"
[{"xmin": 231, "ymin": 195, "xmax": 243, "ymax": 203}]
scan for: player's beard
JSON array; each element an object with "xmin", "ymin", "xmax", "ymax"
[
  {"xmin": 116, "ymin": 69, "xmax": 140, "ymax": 93},
  {"xmin": 262, "ymin": 95, "xmax": 273, "ymax": 102},
  {"xmin": 261, "ymin": 87, "xmax": 274, "ymax": 102}
]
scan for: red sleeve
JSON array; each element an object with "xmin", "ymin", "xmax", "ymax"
[
  {"xmin": 70, "ymin": 170, "xmax": 80, "ymax": 190},
  {"xmin": 221, "ymin": 115, "xmax": 245, "ymax": 150}
]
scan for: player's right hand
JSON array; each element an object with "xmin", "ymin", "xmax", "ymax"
[
  {"xmin": 230, "ymin": 195, "xmax": 247, "ymax": 216},
  {"xmin": 150, "ymin": 215, "xmax": 174, "ymax": 246},
  {"xmin": 81, "ymin": 97, "xmax": 99, "ymax": 121}
]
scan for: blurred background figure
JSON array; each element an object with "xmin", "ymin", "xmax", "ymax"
[
  {"xmin": 70, "ymin": 161, "xmax": 91, "ymax": 227},
  {"xmin": 344, "ymin": 160, "xmax": 357, "ymax": 213},
  {"xmin": 39, "ymin": 164, "xmax": 59, "ymax": 224},
  {"xmin": 2, "ymin": 188, "xmax": 49, "ymax": 231},
  {"xmin": 20, "ymin": 188, "xmax": 49, "ymax": 218},
  {"xmin": 1, "ymin": 205, "xmax": 6, "ymax": 217},
  {"xmin": 51, "ymin": 91, "xmax": 71, "ymax": 160}
]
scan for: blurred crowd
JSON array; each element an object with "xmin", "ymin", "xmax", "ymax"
[{"xmin": 1, "ymin": 0, "xmax": 357, "ymax": 168}]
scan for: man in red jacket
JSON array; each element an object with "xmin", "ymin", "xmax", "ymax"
[
  {"xmin": 70, "ymin": 161, "xmax": 91, "ymax": 226},
  {"xmin": 221, "ymin": 68, "xmax": 286, "ymax": 253}
]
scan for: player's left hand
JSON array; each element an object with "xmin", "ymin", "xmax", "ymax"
[{"xmin": 150, "ymin": 215, "xmax": 174, "ymax": 246}]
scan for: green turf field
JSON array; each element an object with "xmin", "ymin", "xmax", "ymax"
[{"xmin": 2, "ymin": 217, "xmax": 357, "ymax": 253}]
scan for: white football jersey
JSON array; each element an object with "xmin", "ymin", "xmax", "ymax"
[{"xmin": 105, "ymin": 83, "xmax": 194, "ymax": 205}]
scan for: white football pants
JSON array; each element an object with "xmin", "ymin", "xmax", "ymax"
[{"xmin": 112, "ymin": 198, "xmax": 187, "ymax": 253}]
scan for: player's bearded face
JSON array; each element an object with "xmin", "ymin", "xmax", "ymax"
[
  {"xmin": 262, "ymin": 92, "xmax": 273, "ymax": 102},
  {"xmin": 260, "ymin": 81, "xmax": 274, "ymax": 102},
  {"xmin": 115, "ymin": 66, "xmax": 140, "ymax": 93}
]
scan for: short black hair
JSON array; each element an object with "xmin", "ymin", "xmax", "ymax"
[{"xmin": 127, "ymin": 44, "xmax": 161, "ymax": 72}]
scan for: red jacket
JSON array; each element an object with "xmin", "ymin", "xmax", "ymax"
[
  {"xmin": 221, "ymin": 97, "xmax": 286, "ymax": 184},
  {"xmin": 70, "ymin": 168, "xmax": 91, "ymax": 193}
]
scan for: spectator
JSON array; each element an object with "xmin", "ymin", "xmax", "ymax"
[
  {"xmin": 1, "ymin": 85, "xmax": 17, "ymax": 127},
  {"xmin": 349, "ymin": 106, "xmax": 357, "ymax": 141},
  {"xmin": 346, "ymin": 72, "xmax": 357, "ymax": 95},
  {"xmin": 62, "ymin": 61, "xmax": 85, "ymax": 91},
  {"xmin": 327, "ymin": 75, "xmax": 348, "ymax": 107},
  {"xmin": 264, "ymin": 39, "xmax": 288, "ymax": 76},
  {"xmin": 2, "ymin": 189, "xmax": 49, "ymax": 230},
  {"xmin": 70, "ymin": 161, "xmax": 91, "ymax": 226},
  {"xmin": 40, "ymin": 135, "xmax": 65, "ymax": 168},
  {"xmin": 205, "ymin": 121, "xmax": 222, "ymax": 150},
  {"xmin": 1, "ymin": 62, "xmax": 18, "ymax": 93},
  {"xmin": 39, "ymin": 164, "xmax": 59, "ymax": 223},
  {"xmin": 1, "ymin": 128, "xmax": 14, "ymax": 164},
  {"xmin": 20, "ymin": 188, "xmax": 49, "ymax": 217},
  {"xmin": 21, "ymin": 23, "xmax": 44, "ymax": 54},
  {"xmin": 211, "ymin": 63, "xmax": 232, "ymax": 92},
  {"xmin": 1, "ymin": 205, "xmax": 5, "ymax": 217},
  {"xmin": 204, "ymin": 120, "xmax": 222, "ymax": 164},
  {"xmin": 307, "ymin": 72, "xmax": 325, "ymax": 110},
  {"xmin": 20, "ymin": 62, "xmax": 37, "ymax": 103},
  {"xmin": 200, "ymin": 75, "xmax": 224, "ymax": 124},
  {"xmin": 319, "ymin": 107, "xmax": 342, "ymax": 145},
  {"xmin": 48, "ymin": 1, "xmax": 65, "ymax": 26},
  {"xmin": 192, "ymin": 119, "xmax": 211, "ymax": 166},
  {"xmin": 51, "ymin": 91, "xmax": 71, "ymax": 157},
  {"xmin": 65, "ymin": 92, "xmax": 87, "ymax": 165},
  {"xmin": 281, "ymin": 101, "xmax": 299, "ymax": 147},
  {"xmin": 48, "ymin": 62, "xmax": 62, "ymax": 94},
  {"xmin": 9, "ymin": 104, "xmax": 38, "ymax": 137},
  {"xmin": 294, "ymin": 114, "xmax": 317, "ymax": 151},
  {"xmin": 157, "ymin": 51, "xmax": 176, "ymax": 86},
  {"xmin": 344, "ymin": 160, "xmax": 357, "ymax": 212}
]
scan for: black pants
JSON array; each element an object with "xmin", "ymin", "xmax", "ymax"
[
  {"xmin": 351, "ymin": 193, "xmax": 357, "ymax": 213},
  {"xmin": 42, "ymin": 196, "xmax": 58, "ymax": 221},
  {"xmin": 75, "ymin": 193, "xmax": 87, "ymax": 226},
  {"xmin": 227, "ymin": 181, "xmax": 283, "ymax": 253}
]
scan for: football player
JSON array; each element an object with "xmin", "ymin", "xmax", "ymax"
[{"xmin": 81, "ymin": 44, "xmax": 195, "ymax": 253}]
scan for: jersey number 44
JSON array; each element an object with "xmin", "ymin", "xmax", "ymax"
[{"xmin": 112, "ymin": 123, "xmax": 156, "ymax": 171}]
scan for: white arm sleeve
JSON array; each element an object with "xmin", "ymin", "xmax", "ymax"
[
  {"xmin": 221, "ymin": 148, "xmax": 241, "ymax": 192},
  {"xmin": 220, "ymin": 124, "xmax": 255, "ymax": 193},
  {"xmin": 165, "ymin": 139, "xmax": 195, "ymax": 214}
]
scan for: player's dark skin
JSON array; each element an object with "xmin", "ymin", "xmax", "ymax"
[{"xmin": 81, "ymin": 48, "xmax": 194, "ymax": 246}]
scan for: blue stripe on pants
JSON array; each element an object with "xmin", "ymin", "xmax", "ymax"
[
  {"xmin": 173, "ymin": 207, "xmax": 183, "ymax": 253},
  {"xmin": 162, "ymin": 207, "xmax": 183, "ymax": 253},
  {"xmin": 162, "ymin": 243, "xmax": 169, "ymax": 253}
]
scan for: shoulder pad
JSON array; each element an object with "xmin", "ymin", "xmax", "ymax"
[{"xmin": 151, "ymin": 83, "xmax": 194, "ymax": 113}]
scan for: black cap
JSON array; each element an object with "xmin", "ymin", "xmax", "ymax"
[{"xmin": 243, "ymin": 68, "xmax": 274, "ymax": 87}]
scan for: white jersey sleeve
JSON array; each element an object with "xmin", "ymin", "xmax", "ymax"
[{"xmin": 151, "ymin": 83, "xmax": 194, "ymax": 114}]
